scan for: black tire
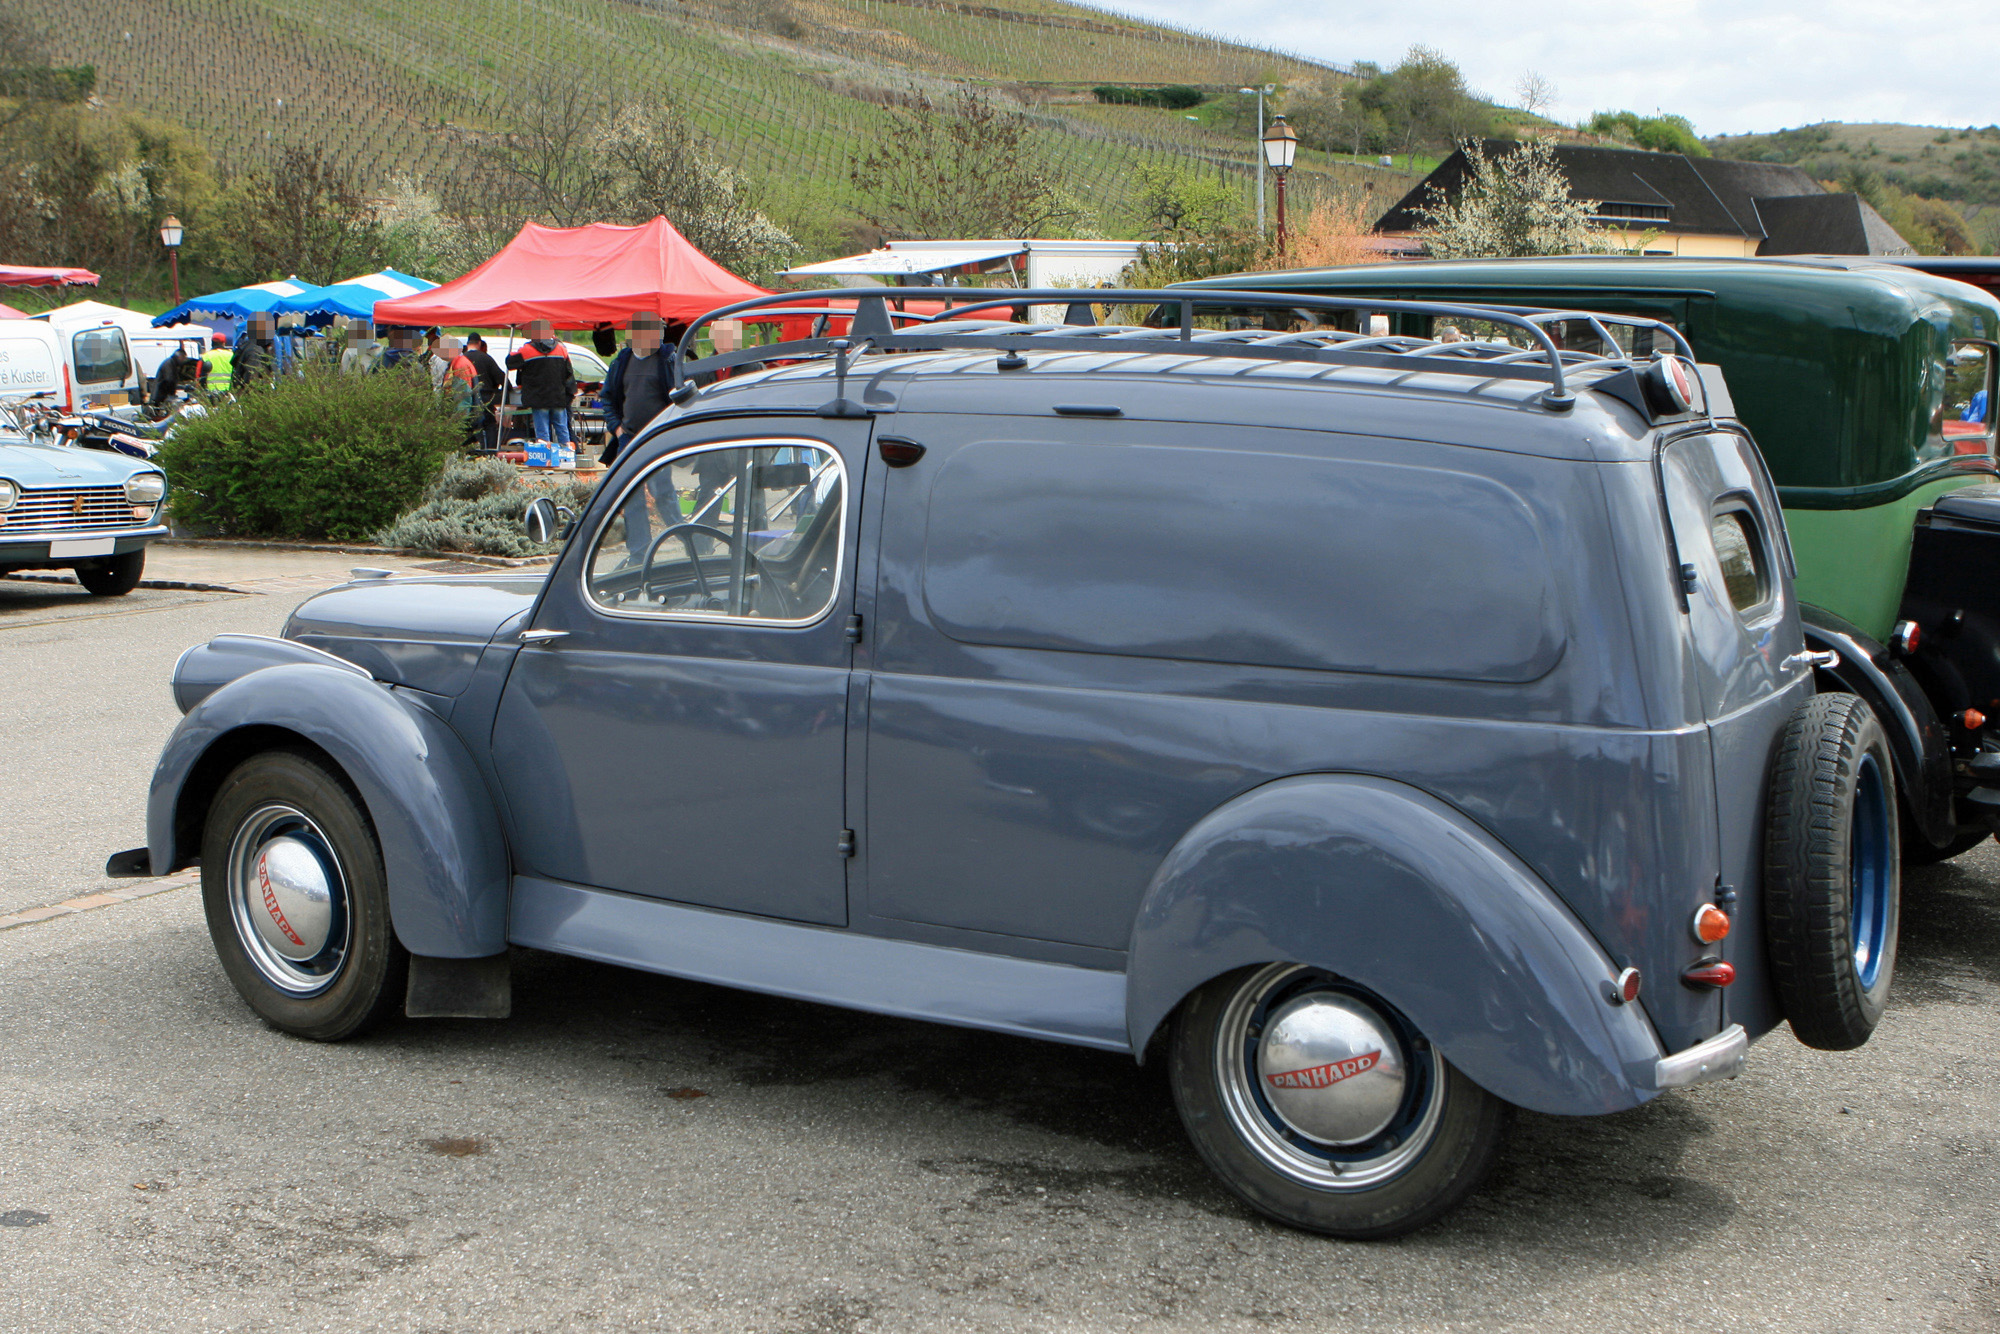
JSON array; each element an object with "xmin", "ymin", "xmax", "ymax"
[
  {"xmin": 200, "ymin": 749, "xmax": 406, "ymax": 1041},
  {"xmin": 1764, "ymin": 693, "xmax": 1900, "ymax": 1051},
  {"xmin": 1168, "ymin": 964, "xmax": 1507, "ymax": 1240},
  {"xmin": 74, "ymin": 549, "xmax": 144, "ymax": 596}
]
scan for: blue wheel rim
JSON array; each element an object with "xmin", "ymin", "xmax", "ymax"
[{"xmin": 1850, "ymin": 752, "xmax": 1893, "ymax": 991}]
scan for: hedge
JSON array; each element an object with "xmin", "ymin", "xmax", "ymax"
[
  {"xmin": 1092, "ymin": 85, "xmax": 1205, "ymax": 110},
  {"xmin": 158, "ymin": 362, "xmax": 466, "ymax": 541}
]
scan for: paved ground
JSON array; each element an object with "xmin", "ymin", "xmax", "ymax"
[{"xmin": 2, "ymin": 545, "xmax": 1998, "ymax": 1332}]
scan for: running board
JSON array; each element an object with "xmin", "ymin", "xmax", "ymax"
[{"xmin": 507, "ymin": 876, "xmax": 1130, "ymax": 1053}]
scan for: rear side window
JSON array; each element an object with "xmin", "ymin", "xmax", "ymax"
[
  {"xmin": 1709, "ymin": 508, "xmax": 1768, "ymax": 614},
  {"xmin": 71, "ymin": 326, "xmax": 130, "ymax": 386},
  {"xmin": 920, "ymin": 438, "xmax": 1565, "ymax": 682},
  {"xmin": 1945, "ymin": 341, "xmax": 1994, "ymax": 455}
]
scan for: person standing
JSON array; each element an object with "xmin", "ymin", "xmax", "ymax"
[
  {"xmin": 198, "ymin": 331, "xmax": 235, "ymax": 395},
  {"xmin": 233, "ymin": 314, "xmax": 277, "ymax": 389},
  {"xmin": 150, "ymin": 344, "xmax": 197, "ymax": 406},
  {"xmin": 463, "ymin": 334, "xmax": 506, "ymax": 452},
  {"xmin": 600, "ymin": 312, "xmax": 678, "ymax": 467},
  {"xmin": 506, "ymin": 319, "xmax": 575, "ymax": 447},
  {"xmin": 339, "ymin": 318, "xmax": 380, "ymax": 374}
]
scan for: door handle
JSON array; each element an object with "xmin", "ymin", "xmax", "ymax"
[
  {"xmin": 1781, "ymin": 649, "xmax": 1839, "ymax": 673},
  {"xmin": 518, "ymin": 629, "xmax": 569, "ymax": 646}
]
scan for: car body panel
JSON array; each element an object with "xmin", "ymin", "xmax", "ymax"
[{"xmin": 0, "ymin": 430, "xmax": 167, "ymax": 571}]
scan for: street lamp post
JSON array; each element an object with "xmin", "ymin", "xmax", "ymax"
[
  {"xmin": 159, "ymin": 215, "xmax": 183, "ymax": 306},
  {"xmin": 1237, "ymin": 83, "xmax": 1275, "ymax": 236},
  {"xmin": 1262, "ymin": 116, "xmax": 1298, "ymax": 259}
]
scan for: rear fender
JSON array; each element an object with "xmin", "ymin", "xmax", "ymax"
[
  {"xmin": 1125, "ymin": 774, "xmax": 1666, "ymax": 1116},
  {"xmin": 146, "ymin": 662, "xmax": 509, "ymax": 957}
]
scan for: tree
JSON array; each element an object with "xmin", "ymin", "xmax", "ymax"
[
  {"xmin": 851, "ymin": 89, "xmax": 1080, "ymax": 239},
  {"xmin": 472, "ymin": 67, "xmax": 620, "ymax": 228},
  {"xmin": 1132, "ymin": 163, "xmax": 1245, "ymax": 241},
  {"xmin": 599, "ymin": 106, "xmax": 797, "ymax": 281},
  {"xmin": 224, "ymin": 145, "xmax": 382, "ymax": 284},
  {"xmin": 1413, "ymin": 137, "xmax": 1608, "ymax": 259},
  {"xmin": 1515, "ymin": 72, "xmax": 1556, "ymax": 120},
  {"xmin": 1586, "ymin": 111, "xmax": 1707, "ymax": 157},
  {"xmin": 1359, "ymin": 48, "xmax": 1488, "ymax": 156}
]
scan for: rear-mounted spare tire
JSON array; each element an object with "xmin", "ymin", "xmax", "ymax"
[{"xmin": 1763, "ymin": 692, "xmax": 1900, "ymax": 1050}]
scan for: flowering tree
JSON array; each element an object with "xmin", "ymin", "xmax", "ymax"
[{"xmin": 1413, "ymin": 138, "xmax": 1609, "ymax": 259}]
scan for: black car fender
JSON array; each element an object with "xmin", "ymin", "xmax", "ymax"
[{"xmin": 1800, "ymin": 609, "xmax": 1953, "ymax": 848}]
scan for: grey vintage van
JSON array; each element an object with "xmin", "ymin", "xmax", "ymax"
[{"xmin": 123, "ymin": 290, "xmax": 1897, "ymax": 1238}]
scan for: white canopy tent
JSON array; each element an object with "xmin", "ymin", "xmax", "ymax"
[{"xmin": 784, "ymin": 239, "xmax": 1147, "ymax": 288}]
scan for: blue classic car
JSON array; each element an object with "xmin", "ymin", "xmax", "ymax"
[
  {"xmin": 0, "ymin": 395, "xmax": 168, "ymax": 595},
  {"xmin": 124, "ymin": 290, "xmax": 1899, "ymax": 1238}
]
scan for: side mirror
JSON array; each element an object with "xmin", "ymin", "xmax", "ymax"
[{"xmin": 524, "ymin": 496, "xmax": 560, "ymax": 545}]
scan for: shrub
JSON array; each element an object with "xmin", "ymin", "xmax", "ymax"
[
  {"xmin": 375, "ymin": 457, "xmax": 596, "ymax": 557},
  {"xmin": 159, "ymin": 363, "xmax": 465, "ymax": 541},
  {"xmin": 1092, "ymin": 85, "xmax": 1206, "ymax": 110}
]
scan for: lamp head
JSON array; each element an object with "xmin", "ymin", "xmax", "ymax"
[
  {"xmin": 159, "ymin": 215, "xmax": 183, "ymax": 248},
  {"xmin": 1262, "ymin": 114, "xmax": 1299, "ymax": 172}
]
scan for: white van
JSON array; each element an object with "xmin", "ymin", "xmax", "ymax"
[{"xmin": 0, "ymin": 318, "xmax": 139, "ymax": 411}]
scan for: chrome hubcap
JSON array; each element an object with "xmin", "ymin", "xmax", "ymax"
[
  {"xmin": 227, "ymin": 805, "xmax": 349, "ymax": 995},
  {"xmin": 1218, "ymin": 964, "xmax": 1444, "ymax": 1190}
]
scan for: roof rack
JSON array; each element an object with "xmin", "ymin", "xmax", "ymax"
[{"xmin": 669, "ymin": 287, "xmax": 1698, "ymax": 416}]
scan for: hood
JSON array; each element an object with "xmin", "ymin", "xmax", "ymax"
[
  {"xmin": 0, "ymin": 438, "xmax": 161, "ymax": 487},
  {"xmin": 284, "ymin": 573, "xmax": 545, "ymax": 697}
]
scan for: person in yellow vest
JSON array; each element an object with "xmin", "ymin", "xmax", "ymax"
[{"xmin": 199, "ymin": 331, "xmax": 235, "ymax": 396}]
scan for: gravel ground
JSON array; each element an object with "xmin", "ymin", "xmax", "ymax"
[{"xmin": 2, "ymin": 551, "xmax": 1997, "ymax": 1332}]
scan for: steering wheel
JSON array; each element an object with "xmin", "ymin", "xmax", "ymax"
[{"xmin": 639, "ymin": 522, "xmax": 796, "ymax": 618}]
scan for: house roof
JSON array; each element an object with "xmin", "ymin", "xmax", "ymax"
[
  {"xmin": 1754, "ymin": 194, "xmax": 1914, "ymax": 256},
  {"xmin": 1374, "ymin": 142, "xmax": 1904, "ymax": 254}
]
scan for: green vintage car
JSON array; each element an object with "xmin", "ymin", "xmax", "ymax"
[{"xmin": 1183, "ymin": 256, "xmax": 2000, "ymax": 860}]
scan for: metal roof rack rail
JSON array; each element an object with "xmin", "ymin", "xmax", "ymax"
[{"xmin": 668, "ymin": 287, "xmax": 1698, "ymax": 416}]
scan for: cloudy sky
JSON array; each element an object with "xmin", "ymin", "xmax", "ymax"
[{"xmin": 1085, "ymin": 0, "xmax": 2000, "ymax": 138}]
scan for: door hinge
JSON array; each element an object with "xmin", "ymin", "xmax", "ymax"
[
  {"xmin": 1679, "ymin": 563, "xmax": 1700, "ymax": 594},
  {"xmin": 837, "ymin": 829, "xmax": 856, "ymax": 858},
  {"xmin": 844, "ymin": 613, "xmax": 864, "ymax": 643}
]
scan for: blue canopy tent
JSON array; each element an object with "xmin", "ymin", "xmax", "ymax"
[
  {"xmin": 152, "ymin": 277, "xmax": 319, "ymax": 327},
  {"xmin": 269, "ymin": 269, "xmax": 438, "ymax": 324}
]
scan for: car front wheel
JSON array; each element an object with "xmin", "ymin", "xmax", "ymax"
[
  {"xmin": 75, "ymin": 549, "xmax": 144, "ymax": 596},
  {"xmin": 200, "ymin": 749, "xmax": 406, "ymax": 1041},
  {"xmin": 1169, "ymin": 964, "xmax": 1507, "ymax": 1240}
]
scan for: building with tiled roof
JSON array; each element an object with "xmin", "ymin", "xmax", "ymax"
[{"xmin": 1376, "ymin": 141, "xmax": 1913, "ymax": 257}]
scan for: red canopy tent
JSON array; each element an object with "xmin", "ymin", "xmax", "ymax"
[
  {"xmin": 0, "ymin": 264, "xmax": 100, "ymax": 286},
  {"xmin": 371, "ymin": 217, "xmax": 769, "ymax": 330}
]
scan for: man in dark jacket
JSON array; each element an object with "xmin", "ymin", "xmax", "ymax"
[
  {"xmin": 506, "ymin": 319, "xmax": 575, "ymax": 445},
  {"xmin": 150, "ymin": 345, "xmax": 197, "ymax": 406},
  {"xmin": 600, "ymin": 312, "xmax": 679, "ymax": 467},
  {"xmin": 232, "ymin": 312, "xmax": 277, "ymax": 389},
  {"xmin": 463, "ymin": 334, "xmax": 506, "ymax": 452}
]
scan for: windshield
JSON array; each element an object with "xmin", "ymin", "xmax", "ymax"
[{"xmin": 71, "ymin": 326, "xmax": 132, "ymax": 386}]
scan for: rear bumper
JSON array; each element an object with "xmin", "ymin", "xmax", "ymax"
[{"xmin": 1654, "ymin": 1022, "xmax": 1748, "ymax": 1090}]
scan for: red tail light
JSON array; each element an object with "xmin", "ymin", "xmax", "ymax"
[{"xmin": 1682, "ymin": 960, "xmax": 1736, "ymax": 988}]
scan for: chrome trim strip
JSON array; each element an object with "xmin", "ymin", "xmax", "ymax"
[{"xmin": 1653, "ymin": 1022, "xmax": 1747, "ymax": 1090}]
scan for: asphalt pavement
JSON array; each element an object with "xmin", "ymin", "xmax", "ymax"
[{"xmin": 2, "ymin": 547, "xmax": 1997, "ymax": 1333}]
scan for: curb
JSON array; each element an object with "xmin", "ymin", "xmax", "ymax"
[
  {"xmin": 159, "ymin": 538, "xmax": 554, "ymax": 569},
  {"xmin": 0, "ymin": 870, "xmax": 199, "ymax": 931}
]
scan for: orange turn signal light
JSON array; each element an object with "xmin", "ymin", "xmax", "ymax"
[
  {"xmin": 1965, "ymin": 709, "xmax": 1987, "ymax": 730},
  {"xmin": 1692, "ymin": 904, "xmax": 1732, "ymax": 944}
]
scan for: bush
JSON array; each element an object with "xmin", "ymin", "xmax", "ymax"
[
  {"xmin": 1092, "ymin": 85, "xmax": 1206, "ymax": 110},
  {"xmin": 374, "ymin": 457, "xmax": 596, "ymax": 558},
  {"xmin": 159, "ymin": 364, "xmax": 465, "ymax": 541}
]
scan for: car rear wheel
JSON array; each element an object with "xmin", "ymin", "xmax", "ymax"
[
  {"xmin": 74, "ymin": 549, "xmax": 144, "ymax": 596},
  {"xmin": 1764, "ymin": 693, "xmax": 1900, "ymax": 1050},
  {"xmin": 200, "ymin": 749, "xmax": 405, "ymax": 1041},
  {"xmin": 1168, "ymin": 964, "xmax": 1507, "ymax": 1240}
]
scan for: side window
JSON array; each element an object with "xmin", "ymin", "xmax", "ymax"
[
  {"xmin": 71, "ymin": 327, "xmax": 131, "ymax": 386},
  {"xmin": 1709, "ymin": 504, "xmax": 1770, "ymax": 616},
  {"xmin": 585, "ymin": 440, "xmax": 845, "ymax": 624},
  {"xmin": 1944, "ymin": 341, "xmax": 1994, "ymax": 455}
]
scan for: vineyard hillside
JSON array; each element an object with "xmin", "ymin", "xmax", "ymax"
[
  {"xmin": 1707, "ymin": 122, "xmax": 2000, "ymax": 209},
  {"xmin": 22, "ymin": 0, "xmax": 1421, "ymax": 255}
]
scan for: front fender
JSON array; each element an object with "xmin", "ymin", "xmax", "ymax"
[
  {"xmin": 1126, "ymin": 774, "xmax": 1666, "ymax": 1116},
  {"xmin": 146, "ymin": 662, "xmax": 509, "ymax": 957}
]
